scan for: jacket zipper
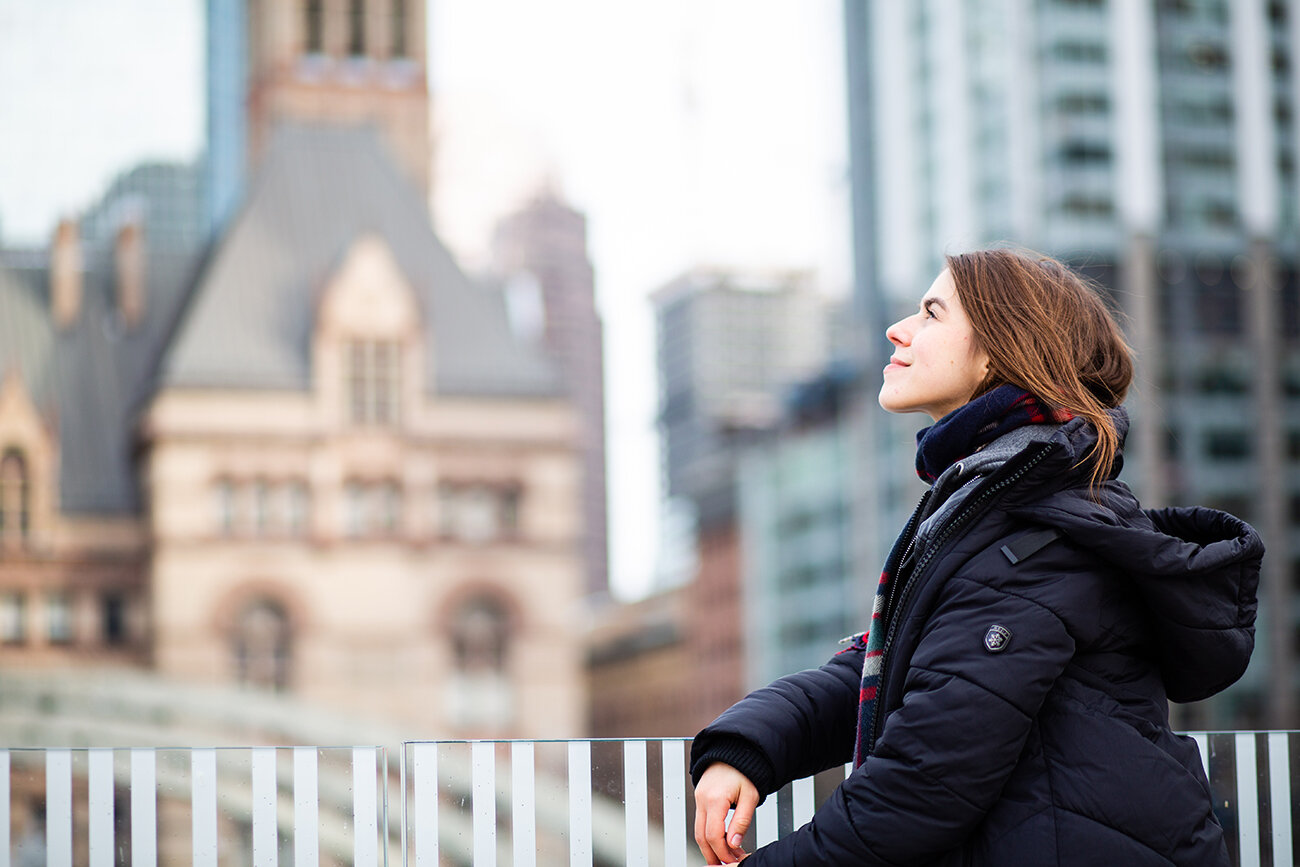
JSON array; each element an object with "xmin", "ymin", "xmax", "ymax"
[
  {"xmin": 881, "ymin": 491, "xmax": 932, "ymax": 629},
  {"xmin": 865, "ymin": 443, "xmax": 1056, "ymax": 751}
]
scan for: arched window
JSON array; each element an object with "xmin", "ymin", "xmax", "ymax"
[
  {"xmin": 452, "ymin": 596, "xmax": 510, "ymax": 673},
  {"xmin": 304, "ymin": 0, "xmax": 325, "ymax": 54},
  {"xmin": 233, "ymin": 599, "xmax": 292, "ymax": 692},
  {"xmin": 446, "ymin": 594, "xmax": 513, "ymax": 730},
  {"xmin": 0, "ymin": 449, "xmax": 30, "ymax": 547}
]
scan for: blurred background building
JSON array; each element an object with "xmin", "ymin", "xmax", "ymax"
[
  {"xmin": 1, "ymin": 0, "xmax": 1298, "ymax": 749},
  {"xmin": 0, "ymin": 0, "xmax": 596, "ymax": 744}
]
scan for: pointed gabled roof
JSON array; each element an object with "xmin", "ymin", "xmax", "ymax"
[
  {"xmin": 161, "ymin": 123, "xmax": 559, "ymax": 397},
  {"xmin": 0, "ymin": 236, "xmax": 202, "ymax": 514}
]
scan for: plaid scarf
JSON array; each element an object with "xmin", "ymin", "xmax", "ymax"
[{"xmin": 852, "ymin": 385, "xmax": 1071, "ymax": 766}]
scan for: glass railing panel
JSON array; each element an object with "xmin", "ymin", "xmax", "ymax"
[{"xmin": 1, "ymin": 745, "xmax": 389, "ymax": 866}]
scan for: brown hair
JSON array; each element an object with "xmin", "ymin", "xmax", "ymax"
[{"xmin": 946, "ymin": 248, "xmax": 1134, "ymax": 489}]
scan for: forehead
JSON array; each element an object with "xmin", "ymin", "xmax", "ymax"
[{"xmin": 921, "ymin": 269, "xmax": 957, "ymax": 302}]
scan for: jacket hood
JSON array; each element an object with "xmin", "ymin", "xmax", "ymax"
[{"xmin": 1004, "ymin": 414, "xmax": 1263, "ymax": 703}]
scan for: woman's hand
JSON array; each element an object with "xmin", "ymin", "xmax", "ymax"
[{"xmin": 694, "ymin": 762, "xmax": 759, "ymax": 865}]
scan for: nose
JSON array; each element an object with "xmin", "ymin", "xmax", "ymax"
[{"xmin": 885, "ymin": 314, "xmax": 914, "ymax": 347}]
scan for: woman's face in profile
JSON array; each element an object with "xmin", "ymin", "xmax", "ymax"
[{"xmin": 879, "ymin": 269, "xmax": 990, "ymax": 421}]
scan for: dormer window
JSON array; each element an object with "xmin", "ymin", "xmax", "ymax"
[
  {"xmin": 0, "ymin": 449, "xmax": 30, "ymax": 548},
  {"xmin": 346, "ymin": 339, "xmax": 402, "ymax": 426}
]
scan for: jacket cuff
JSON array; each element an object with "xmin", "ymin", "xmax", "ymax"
[{"xmin": 690, "ymin": 734, "xmax": 777, "ymax": 798}]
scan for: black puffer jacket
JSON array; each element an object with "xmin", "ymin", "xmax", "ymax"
[{"xmin": 692, "ymin": 417, "xmax": 1263, "ymax": 866}]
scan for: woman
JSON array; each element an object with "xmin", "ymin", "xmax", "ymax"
[{"xmin": 692, "ymin": 249, "xmax": 1263, "ymax": 866}]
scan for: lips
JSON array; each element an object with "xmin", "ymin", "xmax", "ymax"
[{"xmin": 884, "ymin": 356, "xmax": 909, "ymax": 373}]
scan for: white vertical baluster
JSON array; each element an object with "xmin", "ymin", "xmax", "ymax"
[
  {"xmin": 353, "ymin": 748, "xmax": 378, "ymax": 867},
  {"xmin": 1269, "ymin": 732, "xmax": 1292, "ymax": 867},
  {"xmin": 755, "ymin": 793, "xmax": 778, "ymax": 847},
  {"xmin": 792, "ymin": 776, "xmax": 815, "ymax": 830},
  {"xmin": 472, "ymin": 741, "xmax": 497, "ymax": 867},
  {"xmin": 88, "ymin": 748, "xmax": 115, "ymax": 867},
  {"xmin": 1236, "ymin": 732, "xmax": 1260, "ymax": 867},
  {"xmin": 0, "ymin": 749, "xmax": 10, "ymax": 866},
  {"xmin": 131, "ymin": 748, "xmax": 157, "ymax": 867},
  {"xmin": 413, "ymin": 743, "xmax": 438, "ymax": 867},
  {"xmin": 512, "ymin": 741, "xmax": 537, "ymax": 867},
  {"xmin": 251, "ymin": 747, "xmax": 277, "ymax": 867},
  {"xmin": 191, "ymin": 748, "xmax": 218, "ymax": 867},
  {"xmin": 568, "ymin": 740, "xmax": 592, "ymax": 867},
  {"xmin": 1191, "ymin": 733, "xmax": 1210, "ymax": 779},
  {"xmin": 661, "ymin": 740, "xmax": 687, "ymax": 867},
  {"xmin": 624, "ymin": 741, "xmax": 649, "ymax": 867},
  {"xmin": 45, "ymin": 750, "xmax": 72, "ymax": 867},
  {"xmin": 293, "ymin": 747, "xmax": 319, "ymax": 867}
]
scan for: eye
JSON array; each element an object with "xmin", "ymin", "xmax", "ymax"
[{"xmin": 922, "ymin": 301, "xmax": 937, "ymax": 319}]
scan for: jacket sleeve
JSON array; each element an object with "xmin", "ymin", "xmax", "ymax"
[
  {"xmin": 746, "ymin": 567, "xmax": 1077, "ymax": 866},
  {"xmin": 691, "ymin": 644, "xmax": 863, "ymax": 796}
]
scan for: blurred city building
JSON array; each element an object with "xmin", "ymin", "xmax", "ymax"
[
  {"xmin": 491, "ymin": 190, "xmax": 610, "ymax": 599},
  {"xmin": 206, "ymin": 0, "xmax": 431, "ymax": 235},
  {"xmin": 0, "ymin": 0, "xmax": 589, "ymax": 741},
  {"xmin": 844, "ymin": 0, "xmax": 1300, "ymax": 728},
  {"xmin": 588, "ymin": 269, "xmax": 832, "ymax": 735},
  {"xmin": 737, "ymin": 361, "xmax": 863, "ymax": 689}
]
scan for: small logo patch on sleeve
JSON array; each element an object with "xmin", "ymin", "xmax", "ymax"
[{"xmin": 983, "ymin": 624, "xmax": 1012, "ymax": 653}]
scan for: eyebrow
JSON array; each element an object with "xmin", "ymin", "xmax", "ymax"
[{"xmin": 922, "ymin": 296, "xmax": 948, "ymax": 313}]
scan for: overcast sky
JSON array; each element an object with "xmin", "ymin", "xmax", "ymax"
[{"xmin": 0, "ymin": 0, "xmax": 850, "ymax": 599}]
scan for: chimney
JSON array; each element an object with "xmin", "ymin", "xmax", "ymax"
[
  {"xmin": 50, "ymin": 219, "xmax": 82, "ymax": 328},
  {"xmin": 115, "ymin": 220, "xmax": 146, "ymax": 328}
]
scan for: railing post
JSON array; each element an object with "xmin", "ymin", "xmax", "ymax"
[
  {"xmin": 293, "ymin": 747, "xmax": 319, "ymax": 867},
  {"xmin": 45, "ymin": 749, "xmax": 72, "ymax": 866},
  {"xmin": 512, "ymin": 741, "xmax": 536, "ymax": 867},
  {"xmin": 472, "ymin": 741, "xmax": 497, "ymax": 867},
  {"xmin": 412, "ymin": 742, "xmax": 438, "ymax": 867},
  {"xmin": 568, "ymin": 741, "xmax": 592, "ymax": 867},
  {"xmin": 130, "ymin": 748, "xmax": 157, "ymax": 867},
  {"xmin": 88, "ymin": 749, "xmax": 115, "ymax": 867},
  {"xmin": 662, "ymin": 740, "xmax": 688, "ymax": 867},
  {"xmin": 192, "ymin": 748, "xmax": 218, "ymax": 866},
  {"xmin": 250, "ymin": 747, "xmax": 278, "ymax": 867},
  {"xmin": 353, "ymin": 747, "xmax": 379, "ymax": 867},
  {"xmin": 624, "ymin": 741, "xmax": 649, "ymax": 867}
]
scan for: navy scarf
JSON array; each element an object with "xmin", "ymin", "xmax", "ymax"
[{"xmin": 914, "ymin": 385, "xmax": 1065, "ymax": 483}]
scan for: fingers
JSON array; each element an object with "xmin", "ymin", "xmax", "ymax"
[
  {"xmin": 694, "ymin": 763, "xmax": 758, "ymax": 864},
  {"xmin": 726, "ymin": 784, "xmax": 759, "ymax": 857},
  {"xmin": 694, "ymin": 785, "xmax": 731, "ymax": 864}
]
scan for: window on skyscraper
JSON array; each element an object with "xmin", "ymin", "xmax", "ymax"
[{"xmin": 1204, "ymin": 430, "xmax": 1251, "ymax": 460}]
